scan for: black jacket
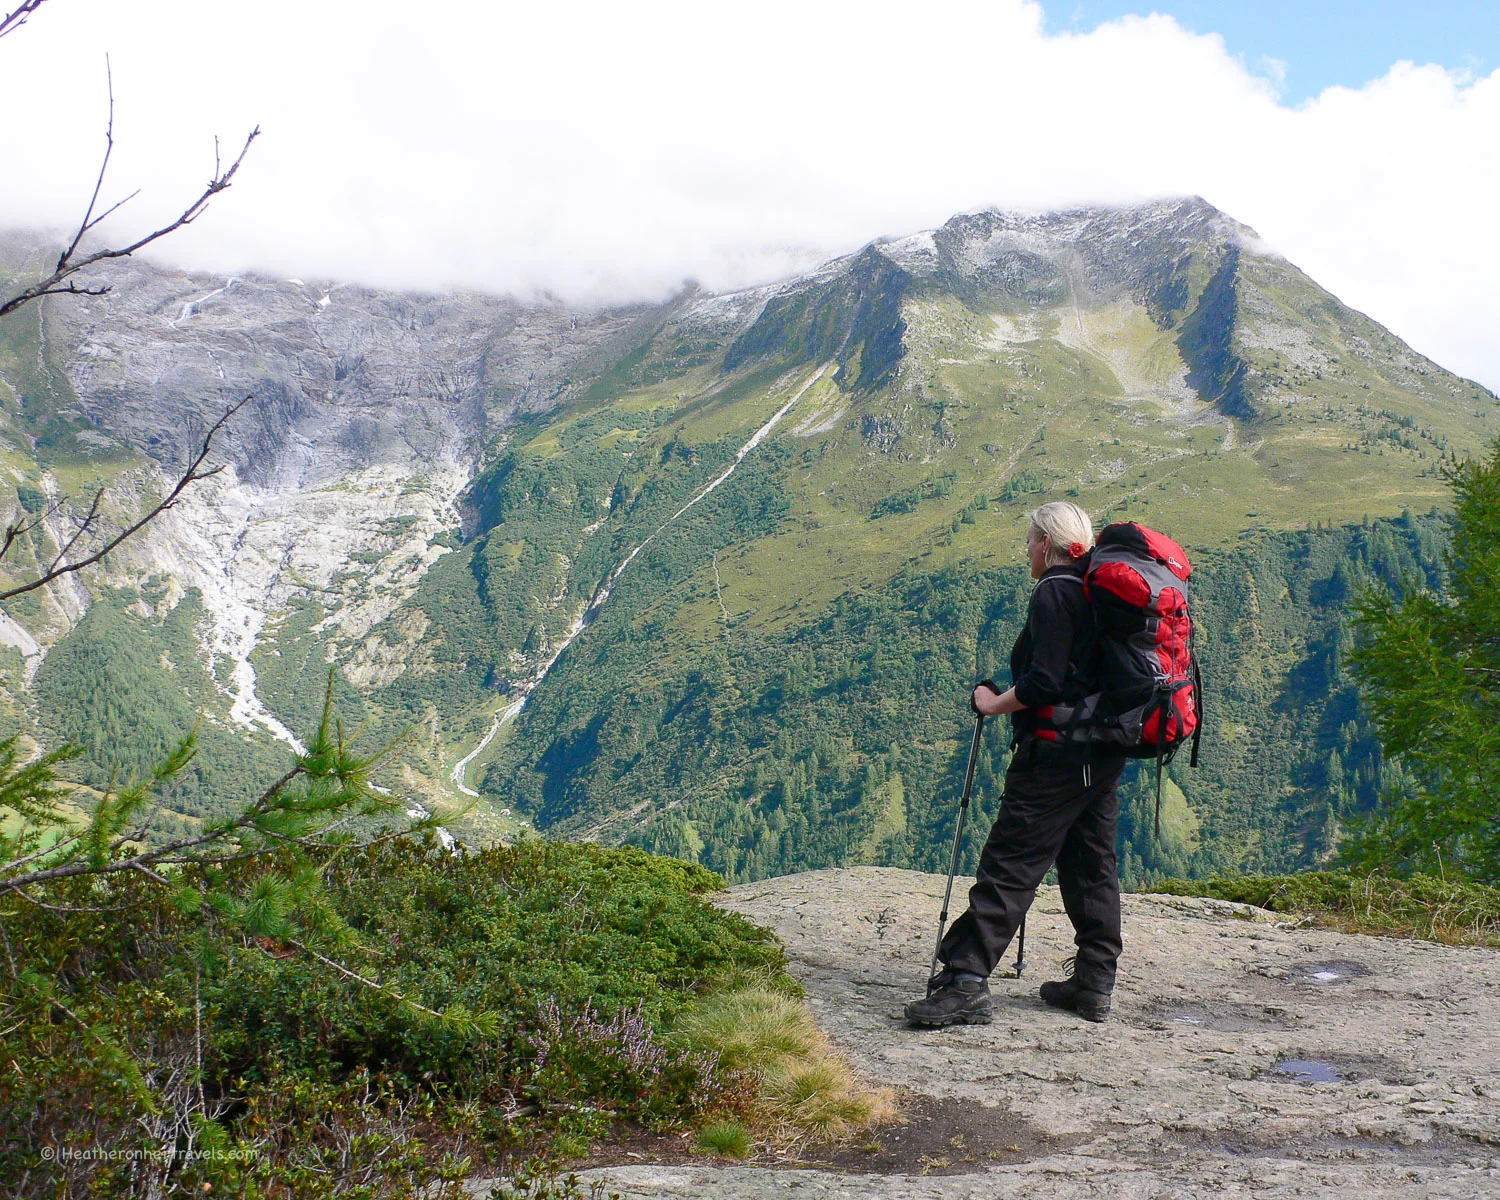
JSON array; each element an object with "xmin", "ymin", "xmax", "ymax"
[{"xmin": 1008, "ymin": 563, "xmax": 1099, "ymax": 745}]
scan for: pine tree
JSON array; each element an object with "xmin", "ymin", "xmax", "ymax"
[{"xmin": 1346, "ymin": 440, "xmax": 1500, "ymax": 881}]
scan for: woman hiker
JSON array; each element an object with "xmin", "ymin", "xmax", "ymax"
[{"xmin": 904, "ymin": 500, "xmax": 1127, "ymax": 1027}]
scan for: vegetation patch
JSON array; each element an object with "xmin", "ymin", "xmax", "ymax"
[
  {"xmin": 1344, "ymin": 438, "xmax": 1500, "ymax": 882},
  {"xmin": 491, "ymin": 513, "xmax": 1447, "ymax": 889},
  {"xmin": 694, "ymin": 1120, "xmax": 751, "ymax": 1159},
  {"xmin": 676, "ymin": 986, "xmax": 895, "ymax": 1152},
  {"xmin": 1146, "ymin": 869, "xmax": 1500, "ymax": 947},
  {"xmin": 0, "ymin": 832, "xmax": 796, "ymax": 1197}
]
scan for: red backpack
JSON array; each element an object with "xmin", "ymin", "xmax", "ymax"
[{"xmin": 1038, "ymin": 521, "xmax": 1203, "ymax": 834}]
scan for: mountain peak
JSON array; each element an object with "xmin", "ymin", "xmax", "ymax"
[{"xmin": 719, "ymin": 197, "xmax": 1270, "ymax": 398}]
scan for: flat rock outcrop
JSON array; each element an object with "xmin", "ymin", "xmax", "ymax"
[{"xmin": 578, "ymin": 867, "xmax": 1500, "ymax": 1199}]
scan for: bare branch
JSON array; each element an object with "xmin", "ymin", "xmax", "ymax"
[
  {"xmin": 1, "ymin": 5, "xmax": 259, "ymax": 319},
  {"xmin": 130, "ymin": 862, "xmax": 173, "ymax": 887},
  {"xmin": 0, "ymin": 829, "xmax": 82, "ymax": 874},
  {"xmin": 120, "ymin": 792, "xmax": 172, "ymax": 850},
  {"xmin": 0, "ymin": 23, "xmax": 260, "ymax": 596},
  {"xmin": 0, "ymin": 124, "xmax": 260, "ymax": 320},
  {"xmin": 0, "ymin": 496, "xmax": 69, "ymax": 565},
  {"xmin": 45, "ymin": 485, "xmax": 105, "ymax": 577},
  {"xmin": 60, "ymin": 54, "xmax": 118, "ymax": 271},
  {"xmin": 0, "ymin": 282, "xmax": 113, "ymax": 311},
  {"xmin": 0, "ymin": 395, "xmax": 250, "ymax": 602},
  {"xmin": 81, "ymin": 187, "xmax": 142, "ymax": 235},
  {"xmin": 7, "ymin": 888, "xmax": 137, "ymax": 915},
  {"xmin": 0, "ymin": 0, "xmax": 48, "ymax": 39}
]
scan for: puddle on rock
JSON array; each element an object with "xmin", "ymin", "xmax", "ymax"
[
  {"xmin": 1274, "ymin": 1058, "xmax": 1342, "ymax": 1083},
  {"xmin": 806, "ymin": 1093, "xmax": 1084, "ymax": 1175},
  {"xmin": 1291, "ymin": 959, "xmax": 1373, "ymax": 986},
  {"xmin": 1145, "ymin": 1002, "xmax": 1290, "ymax": 1033},
  {"xmin": 1266, "ymin": 1053, "xmax": 1409, "ymax": 1085}
]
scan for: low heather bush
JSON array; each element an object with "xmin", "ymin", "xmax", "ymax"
[{"xmin": 1, "ymin": 838, "xmax": 787, "ymax": 1197}]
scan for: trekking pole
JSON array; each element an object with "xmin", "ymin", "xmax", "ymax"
[{"xmin": 929, "ymin": 711, "xmax": 985, "ymax": 992}]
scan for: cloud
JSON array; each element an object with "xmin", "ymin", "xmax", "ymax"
[
  {"xmin": 1257, "ymin": 55, "xmax": 1289, "ymax": 90},
  {"xmin": 0, "ymin": 0, "xmax": 1496, "ymax": 390}
]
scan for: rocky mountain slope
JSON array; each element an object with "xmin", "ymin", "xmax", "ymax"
[
  {"xmin": 0, "ymin": 200, "xmax": 1492, "ymax": 862},
  {"xmin": 519, "ymin": 867, "xmax": 1500, "ymax": 1199}
]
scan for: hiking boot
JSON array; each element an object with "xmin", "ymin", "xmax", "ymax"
[
  {"xmin": 1038, "ymin": 959, "xmax": 1112, "ymax": 1022},
  {"xmin": 904, "ymin": 969, "xmax": 993, "ymax": 1027}
]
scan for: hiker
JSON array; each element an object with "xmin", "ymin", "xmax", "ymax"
[{"xmin": 904, "ymin": 500, "xmax": 1126, "ymax": 1027}]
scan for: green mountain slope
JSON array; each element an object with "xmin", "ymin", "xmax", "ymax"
[{"xmin": 328, "ymin": 200, "xmax": 1489, "ymax": 877}]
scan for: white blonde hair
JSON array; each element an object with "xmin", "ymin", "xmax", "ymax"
[{"xmin": 1027, "ymin": 501, "xmax": 1095, "ymax": 563}]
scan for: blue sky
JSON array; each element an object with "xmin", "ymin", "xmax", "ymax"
[{"xmin": 1047, "ymin": 1, "xmax": 1497, "ymax": 102}]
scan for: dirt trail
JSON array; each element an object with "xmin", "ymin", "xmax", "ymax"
[{"xmin": 563, "ymin": 867, "xmax": 1500, "ymax": 1199}]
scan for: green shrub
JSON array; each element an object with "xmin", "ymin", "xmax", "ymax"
[
  {"xmin": 1, "ymin": 839, "xmax": 788, "ymax": 1197},
  {"xmin": 1347, "ymin": 438, "xmax": 1500, "ymax": 881}
]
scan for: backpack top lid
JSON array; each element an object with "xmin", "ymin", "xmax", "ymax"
[{"xmin": 1094, "ymin": 521, "xmax": 1192, "ymax": 582}]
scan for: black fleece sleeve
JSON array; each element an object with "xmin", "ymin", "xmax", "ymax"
[{"xmin": 1012, "ymin": 576, "xmax": 1086, "ymax": 708}]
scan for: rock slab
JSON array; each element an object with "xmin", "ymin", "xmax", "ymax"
[{"xmin": 578, "ymin": 867, "xmax": 1500, "ymax": 1199}]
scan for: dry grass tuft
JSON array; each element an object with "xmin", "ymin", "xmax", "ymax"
[
  {"xmin": 761, "ymin": 1056, "xmax": 895, "ymax": 1140},
  {"xmin": 678, "ymin": 986, "xmax": 895, "ymax": 1148}
]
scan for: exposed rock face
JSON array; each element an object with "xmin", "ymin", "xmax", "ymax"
[
  {"xmin": 0, "ymin": 249, "xmax": 715, "ymax": 743},
  {"xmin": 926, "ymin": 196, "xmax": 1257, "ymax": 309},
  {"xmin": 40, "ymin": 264, "xmax": 671, "ymax": 486},
  {"xmin": 565, "ymin": 868, "xmax": 1500, "ymax": 1199},
  {"xmin": 725, "ymin": 199, "xmax": 1255, "ymax": 394}
]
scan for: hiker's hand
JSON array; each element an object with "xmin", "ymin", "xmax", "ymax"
[{"xmin": 971, "ymin": 682, "xmax": 1005, "ymax": 715}]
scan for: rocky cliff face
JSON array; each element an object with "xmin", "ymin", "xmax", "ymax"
[
  {"xmin": 0, "ymin": 247, "xmax": 708, "ymax": 749},
  {"xmin": 23, "ymin": 254, "xmax": 677, "ymax": 484}
]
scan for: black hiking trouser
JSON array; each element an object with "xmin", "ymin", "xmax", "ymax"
[{"xmin": 939, "ymin": 740, "xmax": 1126, "ymax": 990}]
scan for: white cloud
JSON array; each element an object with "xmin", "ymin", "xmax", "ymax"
[
  {"xmin": 1256, "ymin": 55, "xmax": 1289, "ymax": 91},
  {"xmin": 1, "ymin": 0, "xmax": 1496, "ymax": 389}
]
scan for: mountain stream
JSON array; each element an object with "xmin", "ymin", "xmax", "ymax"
[{"xmin": 449, "ymin": 363, "xmax": 830, "ymax": 798}]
